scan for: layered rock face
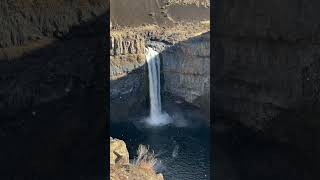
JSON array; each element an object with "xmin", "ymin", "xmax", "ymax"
[
  {"xmin": 213, "ymin": 0, "xmax": 320, "ymax": 137},
  {"xmin": 162, "ymin": 32, "xmax": 210, "ymax": 115},
  {"xmin": 110, "ymin": 31, "xmax": 148, "ymax": 119},
  {"xmin": 110, "ymin": 32, "xmax": 146, "ymax": 93}
]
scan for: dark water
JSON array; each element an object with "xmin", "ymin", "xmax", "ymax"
[{"xmin": 110, "ymin": 102, "xmax": 210, "ymax": 180}]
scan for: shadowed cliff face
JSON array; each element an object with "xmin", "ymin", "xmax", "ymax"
[{"xmin": 0, "ymin": 0, "xmax": 108, "ymax": 178}]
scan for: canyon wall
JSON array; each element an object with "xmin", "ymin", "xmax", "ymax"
[
  {"xmin": 110, "ymin": 31, "xmax": 148, "ymax": 119},
  {"xmin": 110, "ymin": 0, "xmax": 210, "ymax": 118},
  {"xmin": 213, "ymin": 0, "xmax": 320, "ymax": 144},
  {"xmin": 109, "ymin": 0, "xmax": 210, "ymax": 117},
  {"xmin": 110, "ymin": 23, "xmax": 210, "ymax": 120},
  {"xmin": 162, "ymin": 32, "xmax": 210, "ymax": 115}
]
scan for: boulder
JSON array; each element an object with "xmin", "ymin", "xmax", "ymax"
[{"xmin": 110, "ymin": 137, "xmax": 129, "ymax": 165}]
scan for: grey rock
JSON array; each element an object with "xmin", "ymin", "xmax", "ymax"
[{"xmin": 162, "ymin": 32, "xmax": 210, "ymax": 113}]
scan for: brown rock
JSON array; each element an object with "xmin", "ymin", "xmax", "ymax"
[{"xmin": 110, "ymin": 137, "xmax": 129, "ymax": 165}]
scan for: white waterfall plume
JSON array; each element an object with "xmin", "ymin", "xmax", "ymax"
[{"xmin": 145, "ymin": 47, "xmax": 171, "ymax": 126}]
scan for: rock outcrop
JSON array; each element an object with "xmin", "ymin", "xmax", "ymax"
[
  {"xmin": 110, "ymin": 32, "xmax": 146, "ymax": 83},
  {"xmin": 110, "ymin": 137, "xmax": 164, "ymax": 180},
  {"xmin": 110, "ymin": 137, "xmax": 129, "ymax": 165},
  {"xmin": 110, "ymin": 31, "xmax": 148, "ymax": 120}
]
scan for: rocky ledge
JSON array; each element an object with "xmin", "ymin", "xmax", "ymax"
[{"xmin": 110, "ymin": 137, "xmax": 164, "ymax": 180}]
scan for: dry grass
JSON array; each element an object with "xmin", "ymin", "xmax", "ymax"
[{"xmin": 133, "ymin": 145, "xmax": 158, "ymax": 173}]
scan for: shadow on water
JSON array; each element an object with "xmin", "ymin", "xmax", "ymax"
[{"xmin": 0, "ymin": 13, "xmax": 108, "ymax": 179}]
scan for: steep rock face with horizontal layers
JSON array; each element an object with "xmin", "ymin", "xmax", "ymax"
[
  {"xmin": 213, "ymin": 0, "xmax": 320, "ymax": 159},
  {"xmin": 110, "ymin": 32, "xmax": 146, "ymax": 79},
  {"xmin": 110, "ymin": 31, "xmax": 148, "ymax": 120},
  {"xmin": 162, "ymin": 32, "xmax": 210, "ymax": 116}
]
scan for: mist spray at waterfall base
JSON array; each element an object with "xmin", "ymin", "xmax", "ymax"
[{"xmin": 144, "ymin": 47, "xmax": 172, "ymax": 126}]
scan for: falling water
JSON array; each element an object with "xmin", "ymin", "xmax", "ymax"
[
  {"xmin": 145, "ymin": 47, "xmax": 171, "ymax": 126},
  {"xmin": 146, "ymin": 47, "xmax": 161, "ymax": 117}
]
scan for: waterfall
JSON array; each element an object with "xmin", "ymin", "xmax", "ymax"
[
  {"xmin": 145, "ymin": 47, "xmax": 171, "ymax": 126},
  {"xmin": 146, "ymin": 47, "xmax": 162, "ymax": 117}
]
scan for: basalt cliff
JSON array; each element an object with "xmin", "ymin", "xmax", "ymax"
[{"xmin": 110, "ymin": 0, "xmax": 210, "ymax": 120}]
